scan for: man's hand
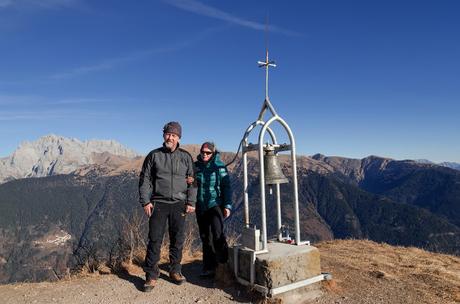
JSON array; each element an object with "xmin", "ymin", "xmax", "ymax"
[
  {"xmin": 223, "ymin": 208, "xmax": 231, "ymax": 219},
  {"xmin": 143, "ymin": 202, "xmax": 154, "ymax": 217},
  {"xmin": 186, "ymin": 176, "xmax": 194, "ymax": 185},
  {"xmin": 185, "ymin": 205, "xmax": 195, "ymax": 213}
]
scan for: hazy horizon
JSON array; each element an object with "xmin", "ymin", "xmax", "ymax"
[{"xmin": 1, "ymin": 133, "xmax": 458, "ymax": 165}]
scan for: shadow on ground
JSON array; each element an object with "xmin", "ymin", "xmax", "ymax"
[
  {"xmin": 178, "ymin": 261, "xmax": 261, "ymax": 303},
  {"xmin": 115, "ymin": 260, "xmax": 260, "ymax": 302},
  {"xmin": 115, "ymin": 268, "xmax": 145, "ymax": 292}
]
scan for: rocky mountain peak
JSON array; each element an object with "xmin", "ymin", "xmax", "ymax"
[
  {"xmin": 0, "ymin": 134, "xmax": 139, "ymax": 184},
  {"xmin": 311, "ymin": 153, "xmax": 326, "ymax": 161}
]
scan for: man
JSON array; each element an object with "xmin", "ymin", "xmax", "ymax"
[{"xmin": 139, "ymin": 121, "xmax": 195, "ymax": 292}]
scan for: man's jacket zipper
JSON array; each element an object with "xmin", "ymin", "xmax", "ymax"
[{"xmin": 170, "ymin": 152, "xmax": 174, "ymax": 200}]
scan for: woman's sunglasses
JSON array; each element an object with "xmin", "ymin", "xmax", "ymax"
[{"xmin": 201, "ymin": 151, "xmax": 213, "ymax": 155}]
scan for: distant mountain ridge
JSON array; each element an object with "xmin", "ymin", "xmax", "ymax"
[
  {"xmin": 415, "ymin": 159, "xmax": 460, "ymax": 170},
  {"xmin": 1, "ymin": 135, "xmax": 458, "ymax": 184},
  {"xmin": 0, "ymin": 134, "xmax": 139, "ymax": 184},
  {"xmin": 439, "ymin": 162, "xmax": 460, "ymax": 170}
]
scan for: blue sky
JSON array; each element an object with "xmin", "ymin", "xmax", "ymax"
[{"xmin": 0, "ymin": 0, "xmax": 459, "ymax": 162}]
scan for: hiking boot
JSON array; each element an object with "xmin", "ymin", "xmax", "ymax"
[
  {"xmin": 199, "ymin": 269, "xmax": 216, "ymax": 279},
  {"xmin": 169, "ymin": 272, "xmax": 186, "ymax": 285},
  {"xmin": 143, "ymin": 278, "xmax": 157, "ymax": 292}
]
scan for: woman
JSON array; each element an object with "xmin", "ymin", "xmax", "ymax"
[{"xmin": 195, "ymin": 142, "xmax": 232, "ymax": 278}]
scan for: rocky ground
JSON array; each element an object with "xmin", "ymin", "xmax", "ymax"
[
  {"xmin": 0, "ymin": 260, "xmax": 257, "ymax": 304},
  {"xmin": 1, "ymin": 240, "xmax": 459, "ymax": 304},
  {"xmin": 315, "ymin": 240, "xmax": 460, "ymax": 304}
]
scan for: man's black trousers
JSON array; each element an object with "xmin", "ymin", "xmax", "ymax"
[
  {"xmin": 144, "ymin": 202, "xmax": 185, "ymax": 280},
  {"xmin": 196, "ymin": 206, "xmax": 229, "ymax": 271}
]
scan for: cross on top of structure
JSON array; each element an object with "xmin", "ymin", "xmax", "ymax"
[{"xmin": 258, "ymin": 50, "xmax": 276, "ymax": 100}]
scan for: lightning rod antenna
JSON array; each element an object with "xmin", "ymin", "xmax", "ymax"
[{"xmin": 258, "ymin": 14, "xmax": 276, "ymax": 100}]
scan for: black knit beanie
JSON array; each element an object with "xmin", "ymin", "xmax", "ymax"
[{"xmin": 163, "ymin": 121, "xmax": 182, "ymax": 138}]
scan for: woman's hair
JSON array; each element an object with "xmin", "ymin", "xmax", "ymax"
[{"xmin": 200, "ymin": 141, "xmax": 216, "ymax": 152}]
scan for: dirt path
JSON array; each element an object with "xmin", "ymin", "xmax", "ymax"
[
  {"xmin": 0, "ymin": 261, "xmax": 255, "ymax": 304},
  {"xmin": 2, "ymin": 240, "xmax": 459, "ymax": 304}
]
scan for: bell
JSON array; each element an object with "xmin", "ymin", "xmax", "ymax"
[{"xmin": 264, "ymin": 146, "xmax": 289, "ymax": 185}]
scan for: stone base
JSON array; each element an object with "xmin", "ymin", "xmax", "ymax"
[
  {"xmin": 229, "ymin": 242, "xmax": 323, "ymax": 299},
  {"xmin": 271, "ymin": 283, "xmax": 323, "ymax": 303}
]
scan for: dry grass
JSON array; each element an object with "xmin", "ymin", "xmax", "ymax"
[
  {"xmin": 316, "ymin": 239, "xmax": 460, "ymax": 304},
  {"xmin": 226, "ymin": 231, "xmax": 241, "ymax": 247},
  {"xmin": 180, "ymin": 227, "xmax": 202, "ymax": 263},
  {"xmin": 116, "ymin": 226, "xmax": 202, "ymax": 276}
]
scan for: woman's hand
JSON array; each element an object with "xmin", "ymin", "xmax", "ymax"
[
  {"xmin": 143, "ymin": 202, "xmax": 154, "ymax": 217},
  {"xmin": 223, "ymin": 208, "xmax": 231, "ymax": 218}
]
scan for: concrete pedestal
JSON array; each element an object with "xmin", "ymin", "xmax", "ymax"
[{"xmin": 229, "ymin": 242, "xmax": 323, "ymax": 301}]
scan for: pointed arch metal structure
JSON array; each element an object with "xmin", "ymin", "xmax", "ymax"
[
  {"xmin": 241, "ymin": 97, "xmax": 308, "ymax": 252},
  {"xmin": 232, "ymin": 38, "xmax": 329, "ymax": 299}
]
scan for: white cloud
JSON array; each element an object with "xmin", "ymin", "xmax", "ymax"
[
  {"xmin": 164, "ymin": 0, "xmax": 300, "ymax": 36},
  {"xmin": 0, "ymin": 0, "xmax": 13, "ymax": 8},
  {"xmin": 49, "ymin": 46, "xmax": 182, "ymax": 79},
  {"xmin": 35, "ymin": 0, "xmax": 77, "ymax": 9},
  {"xmin": 0, "ymin": 109, "xmax": 110, "ymax": 121},
  {"xmin": 50, "ymin": 97, "xmax": 109, "ymax": 105},
  {"xmin": 0, "ymin": 95, "xmax": 109, "ymax": 106},
  {"xmin": 48, "ymin": 26, "xmax": 224, "ymax": 80},
  {"xmin": 0, "ymin": 0, "xmax": 78, "ymax": 10},
  {"xmin": 0, "ymin": 80, "xmax": 26, "ymax": 86},
  {"xmin": 49, "ymin": 62, "xmax": 114, "ymax": 80},
  {"xmin": 0, "ymin": 94, "xmax": 43, "ymax": 105},
  {"xmin": 0, "ymin": 110, "xmax": 68, "ymax": 121}
]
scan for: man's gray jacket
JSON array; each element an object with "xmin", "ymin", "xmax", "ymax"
[{"xmin": 139, "ymin": 144, "xmax": 196, "ymax": 207}]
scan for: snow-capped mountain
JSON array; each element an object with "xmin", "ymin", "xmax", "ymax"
[
  {"xmin": 0, "ymin": 134, "xmax": 139, "ymax": 184},
  {"xmin": 414, "ymin": 159, "xmax": 460, "ymax": 171},
  {"xmin": 439, "ymin": 162, "xmax": 460, "ymax": 171}
]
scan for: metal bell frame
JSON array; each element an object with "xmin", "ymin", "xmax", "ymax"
[{"xmin": 241, "ymin": 96, "xmax": 308, "ymax": 253}]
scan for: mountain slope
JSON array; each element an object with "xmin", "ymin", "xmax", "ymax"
[
  {"xmin": 0, "ymin": 173, "xmax": 142, "ymax": 283},
  {"xmin": 1, "ymin": 142, "xmax": 460, "ymax": 284},
  {"xmin": 2, "ymin": 165, "xmax": 459, "ymax": 284},
  {"xmin": 310, "ymin": 154, "xmax": 460, "ymax": 228},
  {"xmin": 296, "ymin": 170, "xmax": 460, "ymax": 254}
]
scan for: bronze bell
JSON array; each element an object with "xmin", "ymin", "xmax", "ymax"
[{"xmin": 264, "ymin": 145, "xmax": 289, "ymax": 185}]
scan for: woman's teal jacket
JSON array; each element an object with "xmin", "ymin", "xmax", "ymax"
[{"xmin": 195, "ymin": 152, "xmax": 232, "ymax": 212}]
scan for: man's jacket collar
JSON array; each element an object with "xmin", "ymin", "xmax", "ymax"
[{"xmin": 162, "ymin": 142, "xmax": 180, "ymax": 153}]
